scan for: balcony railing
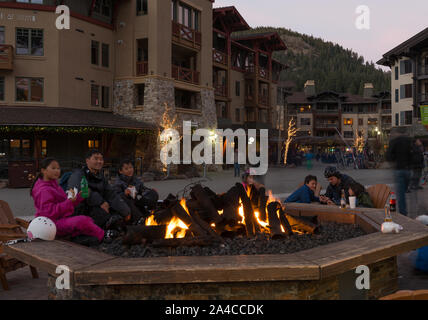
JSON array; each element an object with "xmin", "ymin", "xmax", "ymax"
[
  {"xmin": 172, "ymin": 21, "xmax": 201, "ymax": 48},
  {"xmin": 136, "ymin": 61, "xmax": 148, "ymax": 76},
  {"xmin": 213, "ymin": 49, "xmax": 228, "ymax": 66},
  {"xmin": 172, "ymin": 65, "xmax": 200, "ymax": 85},
  {"xmin": 420, "ymin": 93, "xmax": 428, "ymax": 103},
  {"xmin": 258, "ymin": 95, "xmax": 269, "ymax": 106},
  {"xmin": 315, "ymin": 123, "xmax": 338, "ymax": 128},
  {"xmin": 418, "ymin": 65, "xmax": 428, "ymax": 76},
  {"xmin": 381, "ymin": 108, "xmax": 392, "ymax": 114},
  {"xmin": 0, "ymin": 45, "xmax": 13, "ymax": 70},
  {"xmin": 258, "ymin": 66, "xmax": 269, "ymax": 80},
  {"xmin": 214, "ymin": 84, "xmax": 227, "ymax": 97}
]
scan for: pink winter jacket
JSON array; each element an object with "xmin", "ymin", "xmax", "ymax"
[{"xmin": 31, "ymin": 178, "xmax": 83, "ymax": 222}]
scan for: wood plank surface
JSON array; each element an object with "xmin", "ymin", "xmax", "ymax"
[
  {"xmin": 296, "ymin": 230, "xmax": 428, "ymax": 279},
  {"xmin": 75, "ymin": 253, "xmax": 320, "ymax": 285},
  {"xmin": 3, "ymin": 240, "xmax": 117, "ymax": 276}
]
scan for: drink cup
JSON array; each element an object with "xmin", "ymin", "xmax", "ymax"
[{"xmin": 349, "ymin": 196, "xmax": 357, "ymax": 209}]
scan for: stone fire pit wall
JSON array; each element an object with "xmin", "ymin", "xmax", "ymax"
[{"xmin": 5, "ymin": 205, "xmax": 428, "ymax": 300}]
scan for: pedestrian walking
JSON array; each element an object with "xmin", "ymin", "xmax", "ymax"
[
  {"xmin": 410, "ymin": 139, "xmax": 425, "ymax": 191},
  {"xmin": 386, "ymin": 128, "xmax": 413, "ymax": 216}
]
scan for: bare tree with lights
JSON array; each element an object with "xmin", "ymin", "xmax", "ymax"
[{"xmin": 283, "ymin": 118, "xmax": 299, "ymax": 165}]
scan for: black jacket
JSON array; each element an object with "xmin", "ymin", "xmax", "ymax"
[
  {"xmin": 68, "ymin": 167, "xmax": 130, "ymax": 217},
  {"xmin": 411, "ymin": 144, "xmax": 425, "ymax": 170},
  {"xmin": 324, "ymin": 174, "xmax": 355, "ymax": 205},
  {"xmin": 386, "ymin": 136, "xmax": 413, "ymax": 170},
  {"xmin": 113, "ymin": 174, "xmax": 146, "ymax": 196}
]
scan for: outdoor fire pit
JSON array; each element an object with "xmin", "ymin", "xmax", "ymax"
[{"xmin": 4, "ymin": 184, "xmax": 428, "ymax": 300}]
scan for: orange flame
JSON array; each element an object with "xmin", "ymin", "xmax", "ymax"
[
  {"xmin": 165, "ymin": 216, "xmax": 188, "ymax": 239},
  {"xmin": 145, "ymin": 215, "xmax": 159, "ymax": 226}
]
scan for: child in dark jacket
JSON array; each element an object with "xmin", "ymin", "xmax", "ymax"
[
  {"xmin": 348, "ymin": 182, "xmax": 374, "ymax": 208},
  {"xmin": 31, "ymin": 158, "xmax": 105, "ymax": 245},
  {"xmin": 113, "ymin": 159, "xmax": 159, "ymax": 224},
  {"xmin": 285, "ymin": 175, "xmax": 320, "ymax": 204}
]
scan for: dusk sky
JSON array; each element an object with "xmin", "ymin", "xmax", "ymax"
[{"xmin": 214, "ymin": 0, "xmax": 428, "ymax": 70}]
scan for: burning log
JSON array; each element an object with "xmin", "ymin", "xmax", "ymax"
[
  {"xmin": 266, "ymin": 202, "xmax": 286, "ymax": 239},
  {"xmin": 170, "ymin": 200, "xmax": 209, "ymax": 238},
  {"xmin": 218, "ymin": 186, "xmax": 242, "ymax": 224},
  {"xmin": 286, "ymin": 214, "xmax": 320, "ymax": 234},
  {"xmin": 186, "ymin": 202, "xmax": 224, "ymax": 242},
  {"xmin": 235, "ymin": 183, "xmax": 260, "ymax": 237},
  {"xmin": 122, "ymin": 225, "xmax": 167, "ymax": 245},
  {"xmin": 258, "ymin": 187, "xmax": 268, "ymax": 222},
  {"xmin": 190, "ymin": 184, "xmax": 223, "ymax": 224},
  {"xmin": 278, "ymin": 206, "xmax": 294, "ymax": 236},
  {"xmin": 151, "ymin": 237, "xmax": 222, "ymax": 248}
]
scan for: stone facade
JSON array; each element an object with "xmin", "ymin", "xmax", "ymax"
[{"xmin": 47, "ymin": 257, "xmax": 397, "ymax": 300}]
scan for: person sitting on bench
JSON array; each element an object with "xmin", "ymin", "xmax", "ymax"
[
  {"xmin": 68, "ymin": 149, "xmax": 130, "ymax": 234},
  {"xmin": 284, "ymin": 175, "xmax": 320, "ymax": 204},
  {"xmin": 113, "ymin": 159, "xmax": 159, "ymax": 224}
]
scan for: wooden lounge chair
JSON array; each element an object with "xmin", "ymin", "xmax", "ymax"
[
  {"xmin": 0, "ymin": 200, "xmax": 38, "ymax": 290},
  {"xmin": 380, "ymin": 290, "xmax": 428, "ymax": 300},
  {"xmin": 366, "ymin": 184, "xmax": 391, "ymax": 209}
]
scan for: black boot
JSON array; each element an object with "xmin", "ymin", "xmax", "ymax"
[{"xmin": 103, "ymin": 229, "xmax": 120, "ymax": 244}]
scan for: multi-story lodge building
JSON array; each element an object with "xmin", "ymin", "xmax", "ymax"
[
  {"xmin": 286, "ymin": 81, "xmax": 391, "ymax": 150},
  {"xmin": 0, "ymin": 1, "xmax": 287, "ymax": 184},
  {"xmin": 378, "ymin": 27, "xmax": 428, "ymax": 134}
]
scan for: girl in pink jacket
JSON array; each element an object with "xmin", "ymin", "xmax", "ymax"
[{"xmin": 31, "ymin": 158, "xmax": 104, "ymax": 243}]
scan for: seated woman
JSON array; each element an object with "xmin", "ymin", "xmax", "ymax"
[
  {"xmin": 348, "ymin": 182, "xmax": 374, "ymax": 208},
  {"xmin": 31, "ymin": 158, "xmax": 107, "ymax": 246},
  {"xmin": 284, "ymin": 175, "xmax": 320, "ymax": 204}
]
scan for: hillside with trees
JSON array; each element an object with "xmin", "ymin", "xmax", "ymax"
[{"xmin": 236, "ymin": 27, "xmax": 391, "ymax": 95}]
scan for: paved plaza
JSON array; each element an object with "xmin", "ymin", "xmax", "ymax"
[{"xmin": 0, "ymin": 162, "xmax": 427, "ymax": 299}]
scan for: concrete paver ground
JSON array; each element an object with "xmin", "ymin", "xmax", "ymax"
[{"xmin": 0, "ymin": 162, "xmax": 427, "ymax": 299}]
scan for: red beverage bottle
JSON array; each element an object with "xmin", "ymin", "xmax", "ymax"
[{"xmin": 389, "ymin": 192, "xmax": 396, "ymax": 212}]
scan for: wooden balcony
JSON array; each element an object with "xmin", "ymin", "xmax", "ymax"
[
  {"xmin": 418, "ymin": 65, "xmax": 428, "ymax": 76},
  {"xmin": 0, "ymin": 45, "xmax": 13, "ymax": 70},
  {"xmin": 258, "ymin": 95, "xmax": 269, "ymax": 106},
  {"xmin": 214, "ymin": 84, "xmax": 227, "ymax": 97},
  {"xmin": 136, "ymin": 61, "xmax": 148, "ymax": 76},
  {"xmin": 381, "ymin": 108, "xmax": 392, "ymax": 115},
  {"xmin": 213, "ymin": 49, "xmax": 228, "ymax": 67},
  {"xmin": 258, "ymin": 66, "xmax": 269, "ymax": 81},
  {"xmin": 172, "ymin": 21, "xmax": 201, "ymax": 50},
  {"xmin": 172, "ymin": 65, "xmax": 200, "ymax": 85}
]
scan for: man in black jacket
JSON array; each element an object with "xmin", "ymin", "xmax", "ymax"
[
  {"xmin": 68, "ymin": 150, "xmax": 130, "ymax": 230},
  {"xmin": 321, "ymin": 166, "xmax": 356, "ymax": 205},
  {"xmin": 410, "ymin": 139, "xmax": 425, "ymax": 191},
  {"xmin": 386, "ymin": 128, "xmax": 413, "ymax": 216}
]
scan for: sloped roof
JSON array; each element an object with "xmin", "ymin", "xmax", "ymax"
[{"xmin": 0, "ymin": 106, "xmax": 156, "ymax": 130}]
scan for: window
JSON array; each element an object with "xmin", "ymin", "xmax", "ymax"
[
  {"xmin": 137, "ymin": 0, "xmax": 148, "ymax": 15},
  {"xmin": 91, "ymin": 84, "xmax": 100, "ymax": 106},
  {"xmin": 400, "ymin": 60, "xmax": 412, "ymax": 75},
  {"xmin": 235, "ymin": 108, "xmax": 240, "ymax": 122},
  {"xmin": 16, "ymin": 28, "xmax": 43, "ymax": 56},
  {"xmin": 101, "ymin": 86, "xmax": 109, "ymax": 108},
  {"xmin": 358, "ymin": 105, "xmax": 363, "ymax": 113},
  {"xmin": 15, "ymin": 77, "xmax": 43, "ymax": 102},
  {"xmin": 93, "ymin": 0, "xmax": 112, "ymax": 17},
  {"xmin": 91, "ymin": 41, "xmax": 99, "ymax": 65},
  {"xmin": 395, "ymin": 66, "xmax": 399, "ymax": 80},
  {"xmin": 88, "ymin": 140, "xmax": 99, "ymax": 149},
  {"xmin": 235, "ymin": 81, "xmax": 240, "ymax": 96},
  {"xmin": 404, "ymin": 111, "xmax": 412, "ymax": 125},
  {"xmin": 343, "ymin": 118, "xmax": 353, "ymax": 126},
  {"xmin": 300, "ymin": 118, "xmax": 311, "ymax": 126},
  {"xmin": 400, "ymin": 84, "xmax": 412, "ymax": 99},
  {"xmin": 41, "ymin": 140, "xmax": 47, "ymax": 158},
  {"xmin": 135, "ymin": 84, "xmax": 145, "ymax": 106},
  {"xmin": 101, "ymin": 43, "xmax": 109, "ymax": 68},
  {"xmin": 0, "ymin": 77, "xmax": 4, "ymax": 100},
  {"xmin": 395, "ymin": 113, "xmax": 399, "ymax": 126},
  {"xmin": 172, "ymin": 1, "xmax": 200, "ymax": 31},
  {"xmin": 0, "ymin": 27, "xmax": 4, "ymax": 44},
  {"xmin": 358, "ymin": 118, "xmax": 363, "ymax": 126},
  {"xmin": 367, "ymin": 105, "xmax": 377, "ymax": 113},
  {"xmin": 368, "ymin": 118, "xmax": 378, "ymax": 126},
  {"xmin": 344, "ymin": 131, "xmax": 353, "ymax": 138},
  {"xmin": 343, "ymin": 105, "xmax": 353, "ymax": 113}
]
